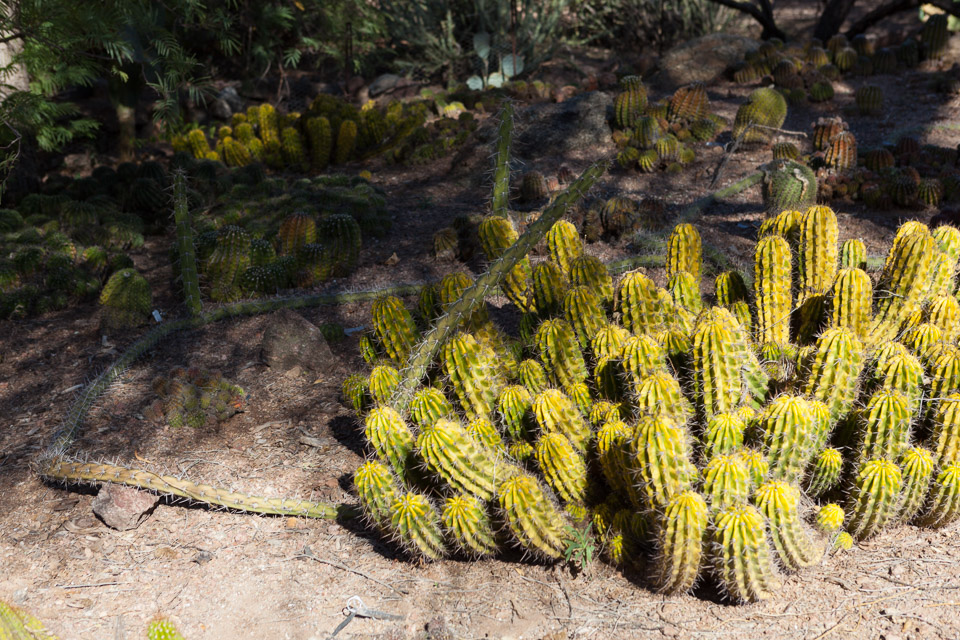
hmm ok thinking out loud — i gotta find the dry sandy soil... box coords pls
[3,7,960,640]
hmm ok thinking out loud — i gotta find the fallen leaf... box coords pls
[384,253,400,266]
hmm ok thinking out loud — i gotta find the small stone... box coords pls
[368,73,401,97]
[261,309,336,375]
[209,98,232,121]
[91,484,160,531]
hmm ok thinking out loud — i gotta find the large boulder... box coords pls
[658,33,761,87]
[260,309,336,376]
[513,91,613,159]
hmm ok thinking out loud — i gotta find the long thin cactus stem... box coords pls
[173,170,202,317]
[491,102,514,218]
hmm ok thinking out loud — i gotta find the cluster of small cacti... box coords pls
[611,77,726,173]
[731,26,951,99]
[0,600,187,640]
[346,199,960,603]
[144,365,245,428]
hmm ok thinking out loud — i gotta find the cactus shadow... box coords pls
[328,414,365,457]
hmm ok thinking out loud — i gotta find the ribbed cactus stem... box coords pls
[754,481,824,570]
[898,446,934,523]
[172,170,202,316]
[497,473,569,558]
[847,458,902,540]
[491,102,513,217]
[656,490,708,594]
[754,235,792,345]
[711,503,782,602]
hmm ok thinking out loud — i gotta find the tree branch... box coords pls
[706,0,786,40]
[814,0,858,42]
[847,0,960,38]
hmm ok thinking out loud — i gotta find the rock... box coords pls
[658,33,761,88]
[260,309,336,375]
[209,98,232,121]
[513,91,613,159]
[368,73,402,97]
[217,86,244,114]
[91,484,160,530]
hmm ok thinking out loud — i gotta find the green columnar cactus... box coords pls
[614,75,648,129]
[702,413,746,458]
[594,356,622,401]
[531,260,568,317]
[737,448,769,488]
[847,458,902,540]
[898,446,934,522]
[760,395,814,483]
[871,227,935,343]
[467,416,505,451]
[546,220,583,276]
[616,270,664,336]
[733,87,788,144]
[563,286,606,346]
[630,414,697,509]
[442,493,497,556]
[758,208,802,245]
[692,313,742,418]
[932,393,960,465]
[715,271,749,306]
[761,161,817,214]
[389,490,446,559]
[595,419,635,501]
[855,85,883,116]
[305,116,332,170]
[668,271,702,314]
[806,447,843,497]
[666,223,702,282]
[871,341,924,413]
[754,235,792,345]
[277,212,317,257]
[857,389,911,463]
[441,333,501,421]
[147,619,186,640]
[908,322,944,361]
[518,359,548,393]
[417,418,500,500]
[667,82,708,123]
[205,225,252,302]
[368,363,400,406]
[804,327,864,422]
[318,213,362,277]
[535,318,588,391]
[927,346,960,413]
[335,119,358,164]
[497,473,568,558]
[439,272,491,330]
[99,267,152,328]
[280,127,308,171]
[371,295,420,364]
[358,333,379,365]
[921,14,949,60]
[172,171,202,316]
[536,432,587,504]
[591,323,630,361]
[342,373,370,413]
[824,131,857,171]
[569,255,614,305]
[702,454,751,509]
[656,490,708,594]
[0,600,59,639]
[497,385,533,441]
[928,295,960,341]
[799,205,839,297]
[816,503,845,535]
[409,386,454,429]
[354,459,400,530]
[533,388,590,450]
[711,503,782,602]
[477,215,534,312]
[620,334,666,387]
[364,406,414,476]
[634,370,693,424]
[918,463,960,527]
[754,481,824,570]
[828,268,871,338]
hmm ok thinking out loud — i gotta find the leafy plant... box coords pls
[564,524,596,572]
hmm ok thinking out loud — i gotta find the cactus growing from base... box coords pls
[497,473,569,558]
[100,268,151,328]
[754,481,824,570]
[711,504,782,602]
[442,493,497,556]
[656,490,708,594]
[846,458,902,540]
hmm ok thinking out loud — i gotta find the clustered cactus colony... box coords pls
[348,199,960,602]
[612,77,726,173]
[0,599,187,640]
[143,365,245,428]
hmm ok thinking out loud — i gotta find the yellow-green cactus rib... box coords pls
[754,235,792,345]
[733,86,787,144]
[478,215,533,312]
[929,347,960,417]
[702,413,746,457]
[0,600,59,640]
[668,271,703,314]
[532,388,590,450]
[147,619,185,640]
[100,267,153,328]
[928,294,960,342]
[798,205,839,297]
[692,313,742,419]
[591,323,630,361]
[898,446,935,523]
[589,400,622,426]
[570,254,614,305]
[666,223,702,282]
[568,380,593,415]
[702,454,751,509]
[466,416,506,451]
[416,418,500,500]
[342,373,370,414]
[918,463,960,528]
[563,286,606,346]
[634,370,693,424]
[364,406,415,477]
[829,268,872,338]
[518,359,548,393]
[371,296,420,364]
[354,459,400,530]
[711,503,782,602]
[760,395,814,483]
[368,363,401,406]
[439,271,491,330]
[871,342,924,414]
[715,271,750,306]
[497,473,568,558]
[497,385,533,441]
[857,389,911,463]
[442,493,497,556]
[616,270,664,335]
[932,393,960,465]
[846,458,902,540]
[904,323,942,361]
[409,387,454,429]
[535,318,588,391]
[441,332,501,421]
[620,333,666,385]
[614,75,648,129]
[535,432,587,504]
[546,220,584,276]
[656,490,708,594]
[592,355,621,402]
[596,419,635,501]
[531,260,569,317]
[758,208,802,245]
[630,414,697,510]
[754,481,824,571]
[389,491,446,560]
[840,238,867,269]
[804,327,863,423]
[806,447,843,498]
[870,227,936,344]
